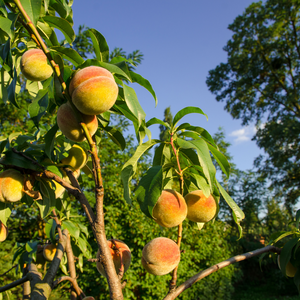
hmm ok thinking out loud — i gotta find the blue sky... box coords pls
[72,0,262,171]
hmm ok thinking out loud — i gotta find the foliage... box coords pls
[206,0,300,209]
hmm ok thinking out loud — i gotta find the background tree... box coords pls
[206,0,300,210]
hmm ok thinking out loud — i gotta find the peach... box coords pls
[69,66,118,115]
[96,239,131,277]
[185,190,217,223]
[57,102,98,142]
[61,145,87,170]
[141,237,180,276]
[277,255,297,277]
[0,169,24,203]
[0,222,8,242]
[82,298,95,300]
[43,243,57,262]
[152,189,187,228]
[20,49,53,81]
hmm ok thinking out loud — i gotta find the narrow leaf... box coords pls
[136,166,163,218]
[20,0,42,26]
[87,28,109,62]
[50,46,84,66]
[173,106,208,127]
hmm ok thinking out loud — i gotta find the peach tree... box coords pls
[0,1,291,300]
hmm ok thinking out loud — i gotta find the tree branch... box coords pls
[163,245,281,300]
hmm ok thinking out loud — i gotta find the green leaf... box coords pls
[121,139,159,204]
[0,149,39,170]
[130,71,157,106]
[280,238,299,277]
[44,123,58,159]
[103,126,126,151]
[272,230,295,244]
[62,220,80,240]
[28,89,49,128]
[20,0,42,26]
[0,202,11,226]
[296,209,300,229]
[42,16,75,44]
[177,138,216,191]
[188,171,210,198]
[173,106,208,128]
[37,20,60,46]
[50,46,84,66]
[216,180,245,239]
[0,14,18,39]
[7,68,19,108]
[146,117,170,129]
[87,28,109,62]
[122,83,146,126]
[45,218,57,242]
[207,143,231,178]
[36,182,56,218]
[136,166,163,218]
[76,236,91,258]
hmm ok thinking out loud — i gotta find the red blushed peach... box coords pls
[0,169,24,203]
[141,237,180,276]
[152,189,187,228]
[96,239,131,277]
[57,102,98,142]
[20,49,53,81]
[0,222,8,242]
[69,66,118,115]
[185,190,217,223]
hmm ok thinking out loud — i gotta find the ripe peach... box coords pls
[277,255,297,277]
[185,190,217,223]
[69,66,118,115]
[152,189,187,228]
[0,222,8,242]
[141,237,180,276]
[57,102,98,142]
[43,244,57,262]
[61,145,87,170]
[20,49,53,81]
[96,239,131,277]
[0,169,24,203]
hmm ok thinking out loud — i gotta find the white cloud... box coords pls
[229,125,257,144]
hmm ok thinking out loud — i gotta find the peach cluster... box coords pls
[141,189,217,276]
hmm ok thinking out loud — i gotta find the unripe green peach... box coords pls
[69,66,118,115]
[141,237,180,276]
[57,102,98,142]
[20,49,53,81]
[277,255,298,277]
[43,243,57,262]
[96,239,131,277]
[0,169,24,203]
[152,189,187,228]
[61,145,87,170]
[185,190,217,223]
[0,222,8,242]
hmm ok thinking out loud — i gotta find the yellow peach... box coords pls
[96,239,131,277]
[43,244,57,262]
[20,49,53,81]
[69,66,118,115]
[141,237,180,276]
[61,145,87,170]
[185,190,217,223]
[57,102,98,142]
[152,189,187,228]
[277,255,297,277]
[0,222,8,242]
[0,169,24,203]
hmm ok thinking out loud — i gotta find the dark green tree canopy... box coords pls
[206,0,300,208]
